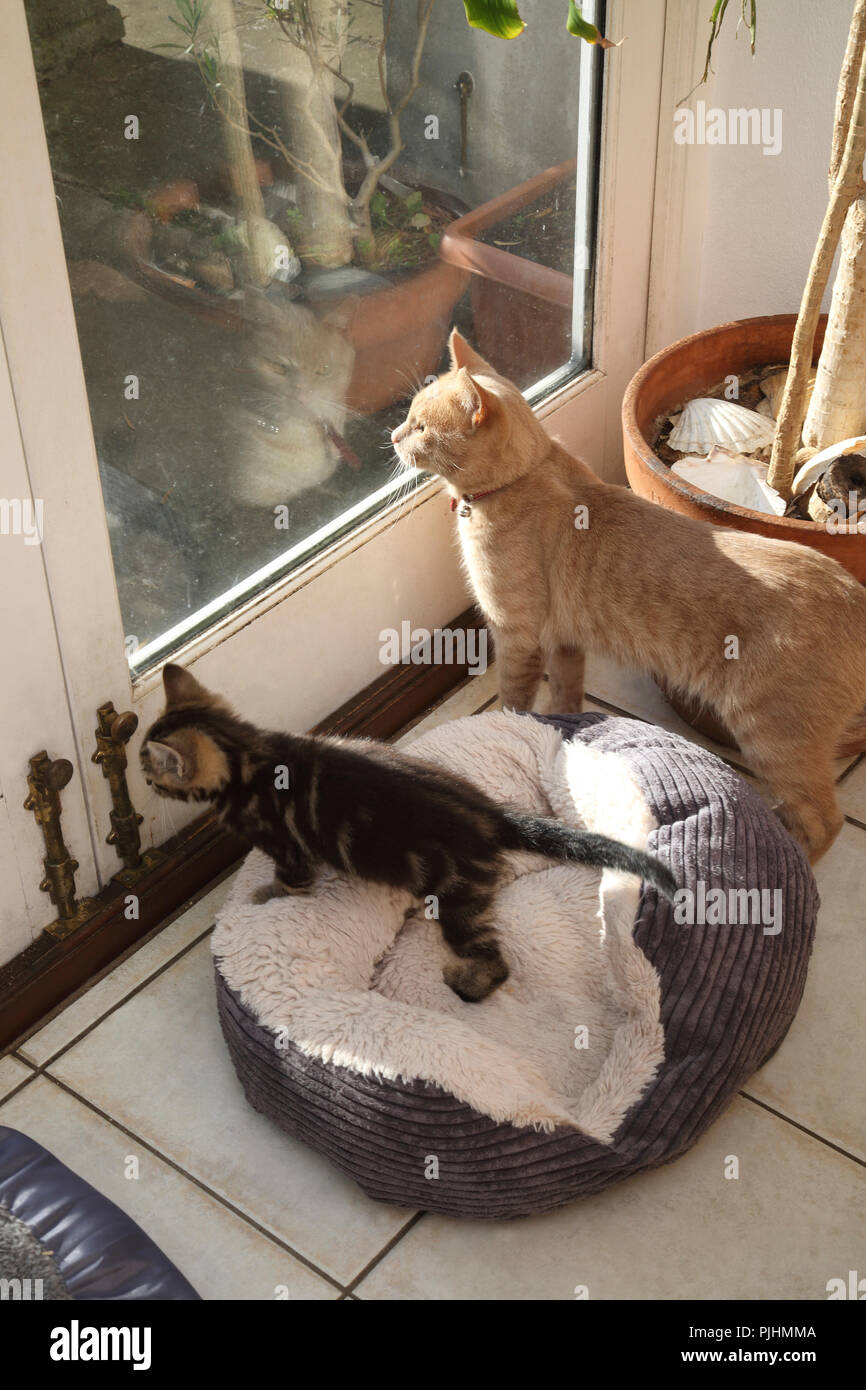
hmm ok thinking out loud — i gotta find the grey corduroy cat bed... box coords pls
[212,711,818,1219]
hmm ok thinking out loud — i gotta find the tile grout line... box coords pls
[34,1072,348,1295]
[739,1090,866,1169]
[836,751,864,786]
[472,695,499,715]
[341,1211,427,1296]
[4,861,242,1057]
[11,922,219,1070]
[0,1069,39,1109]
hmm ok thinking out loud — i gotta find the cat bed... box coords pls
[212,711,817,1219]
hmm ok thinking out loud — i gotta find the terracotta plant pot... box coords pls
[622,313,866,579]
[622,312,866,747]
[119,176,469,416]
[439,159,576,383]
[337,256,469,414]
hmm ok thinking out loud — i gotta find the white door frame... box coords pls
[0,326,101,961]
[0,0,666,954]
[645,0,712,357]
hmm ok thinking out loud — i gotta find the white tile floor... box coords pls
[1,659,863,1300]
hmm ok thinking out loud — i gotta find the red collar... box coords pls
[449,485,509,517]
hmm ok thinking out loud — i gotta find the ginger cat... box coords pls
[391,330,866,863]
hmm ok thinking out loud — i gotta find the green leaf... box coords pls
[566,3,598,41]
[428,232,442,250]
[462,1,526,41]
[566,2,618,46]
[405,190,423,213]
[742,0,757,56]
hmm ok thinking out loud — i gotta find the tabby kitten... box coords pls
[390,329,866,864]
[141,664,676,1002]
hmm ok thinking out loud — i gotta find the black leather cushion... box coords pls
[0,1126,199,1300]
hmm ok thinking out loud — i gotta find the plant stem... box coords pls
[211,0,272,287]
[352,0,436,228]
[830,0,866,184]
[767,4,866,495]
[801,0,866,449]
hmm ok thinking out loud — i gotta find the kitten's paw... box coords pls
[251,881,283,905]
[443,956,509,1003]
[252,878,315,904]
[250,884,280,906]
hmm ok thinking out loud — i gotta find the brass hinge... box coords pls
[25,701,164,940]
[92,700,163,886]
[23,751,93,939]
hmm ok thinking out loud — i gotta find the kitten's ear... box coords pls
[144,739,192,782]
[163,663,213,708]
[448,329,495,377]
[455,367,495,429]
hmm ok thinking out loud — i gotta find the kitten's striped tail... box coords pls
[501,813,677,901]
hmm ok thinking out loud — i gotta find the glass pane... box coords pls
[25,0,601,669]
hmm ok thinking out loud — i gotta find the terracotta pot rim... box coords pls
[622,313,830,536]
[341,257,469,351]
[439,159,576,309]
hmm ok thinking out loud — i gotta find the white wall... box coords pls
[649,0,853,350]
[696,0,850,328]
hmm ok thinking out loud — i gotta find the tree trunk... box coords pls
[767,6,866,495]
[282,71,354,268]
[803,197,866,447]
[211,0,272,288]
[803,1,866,450]
[282,0,354,268]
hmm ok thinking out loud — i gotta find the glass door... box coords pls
[0,0,663,956]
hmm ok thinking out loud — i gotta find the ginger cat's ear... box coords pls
[162,663,216,708]
[455,367,495,429]
[448,329,496,377]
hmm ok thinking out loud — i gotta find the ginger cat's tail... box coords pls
[837,708,866,758]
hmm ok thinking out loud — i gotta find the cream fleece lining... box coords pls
[213,711,664,1138]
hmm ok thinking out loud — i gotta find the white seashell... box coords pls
[238,216,301,284]
[667,398,775,456]
[752,474,787,516]
[760,367,816,419]
[671,447,786,516]
[791,434,866,497]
